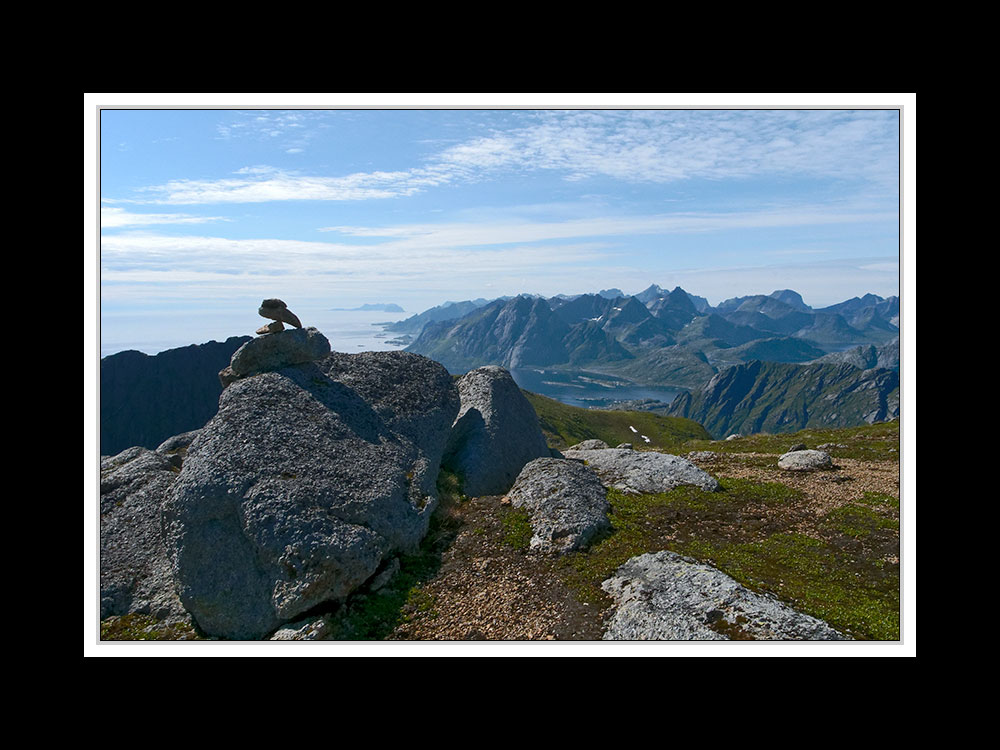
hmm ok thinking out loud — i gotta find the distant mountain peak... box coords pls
[768,290,811,311]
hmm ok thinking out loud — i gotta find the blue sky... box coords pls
[94,96,907,354]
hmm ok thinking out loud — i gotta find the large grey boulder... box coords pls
[100,447,190,624]
[505,458,611,555]
[561,448,720,494]
[228,326,331,379]
[442,366,550,496]
[162,350,460,640]
[602,551,849,641]
[778,449,833,471]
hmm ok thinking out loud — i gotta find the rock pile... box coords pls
[218,300,328,386]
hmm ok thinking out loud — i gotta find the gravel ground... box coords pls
[388,495,606,641]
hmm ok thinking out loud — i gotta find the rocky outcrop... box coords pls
[601,551,848,640]
[561,447,720,494]
[778,449,833,471]
[505,458,611,554]
[100,447,190,624]
[161,349,460,640]
[442,366,551,496]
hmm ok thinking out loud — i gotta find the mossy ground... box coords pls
[100,613,201,641]
[687,419,901,462]
[555,471,900,641]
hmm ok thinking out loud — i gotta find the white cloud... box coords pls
[100,206,228,228]
[136,166,450,204]
[433,110,900,186]
[318,204,896,251]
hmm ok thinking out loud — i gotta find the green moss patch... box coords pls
[100,613,201,641]
[684,420,900,461]
[555,475,899,640]
[499,507,533,551]
[678,533,899,641]
[824,504,899,539]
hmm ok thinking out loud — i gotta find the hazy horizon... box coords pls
[99,281,900,359]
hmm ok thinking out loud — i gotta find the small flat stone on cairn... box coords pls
[258,298,302,328]
[256,320,284,335]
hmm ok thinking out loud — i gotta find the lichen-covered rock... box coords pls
[601,551,849,641]
[442,366,550,496]
[270,615,334,640]
[566,439,609,451]
[100,447,191,625]
[162,351,459,640]
[228,326,331,379]
[778,449,833,471]
[505,458,611,555]
[561,448,720,494]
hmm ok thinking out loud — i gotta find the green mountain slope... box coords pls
[522,389,711,451]
[666,360,900,439]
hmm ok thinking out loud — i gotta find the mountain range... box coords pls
[99,285,902,454]
[403,286,900,386]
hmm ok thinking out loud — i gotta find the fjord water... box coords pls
[508,368,682,409]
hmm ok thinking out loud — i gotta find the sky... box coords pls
[92,95,909,356]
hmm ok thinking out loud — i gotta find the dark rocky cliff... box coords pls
[100,336,251,455]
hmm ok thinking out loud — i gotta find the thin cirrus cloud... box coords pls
[318,203,896,251]
[121,109,899,206]
[100,206,229,228]
[135,166,452,204]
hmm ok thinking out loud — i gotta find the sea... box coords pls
[99,309,683,410]
[508,368,682,409]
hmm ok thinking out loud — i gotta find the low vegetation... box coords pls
[522,389,711,451]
